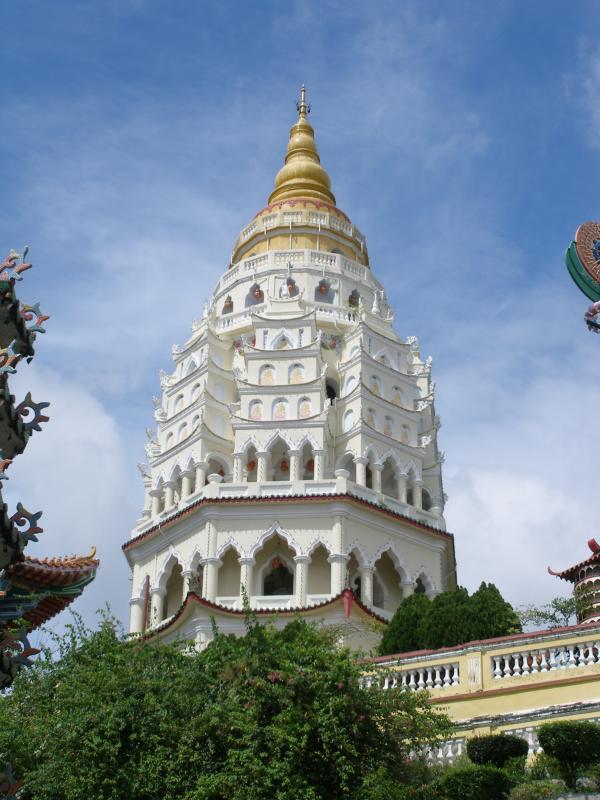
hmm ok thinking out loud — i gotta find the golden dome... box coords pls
[268,86,336,205]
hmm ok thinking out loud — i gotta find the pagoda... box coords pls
[123,88,456,650]
[0,249,98,688]
[549,539,600,624]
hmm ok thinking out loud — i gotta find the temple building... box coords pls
[123,88,456,650]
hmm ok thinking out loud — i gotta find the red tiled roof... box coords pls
[548,538,600,582]
[8,547,99,589]
[146,588,388,639]
[123,493,454,553]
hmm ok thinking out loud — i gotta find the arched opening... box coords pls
[326,379,339,402]
[383,416,394,438]
[347,551,361,598]
[269,437,290,481]
[188,563,204,596]
[191,383,202,402]
[254,534,296,597]
[245,444,258,482]
[366,408,377,430]
[165,563,184,618]
[370,376,381,396]
[365,462,373,489]
[222,295,234,315]
[344,375,357,396]
[422,488,433,512]
[165,432,174,450]
[192,414,201,432]
[373,551,404,613]
[272,397,288,421]
[173,394,184,414]
[249,399,263,420]
[289,362,304,384]
[380,458,398,499]
[342,409,355,433]
[217,547,241,598]
[307,545,330,597]
[336,453,356,482]
[259,364,275,386]
[206,456,227,483]
[401,425,410,445]
[315,278,334,303]
[298,397,312,418]
[245,282,264,307]
[392,386,403,405]
[299,440,315,480]
[348,289,360,308]
[414,576,427,595]
[178,422,188,443]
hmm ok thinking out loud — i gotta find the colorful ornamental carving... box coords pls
[0,248,99,691]
[565,221,600,331]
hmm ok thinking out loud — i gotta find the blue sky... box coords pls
[1,1,599,634]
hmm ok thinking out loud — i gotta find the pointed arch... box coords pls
[263,429,294,452]
[186,545,205,573]
[249,521,300,559]
[270,329,295,350]
[237,435,261,454]
[306,536,333,557]
[185,358,198,376]
[294,432,319,452]
[411,567,436,597]
[368,540,408,580]
[345,540,368,568]
[155,547,184,591]
[216,536,243,560]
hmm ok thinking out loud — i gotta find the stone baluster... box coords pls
[371,462,383,493]
[539,650,548,671]
[203,557,221,602]
[493,656,502,679]
[256,451,268,483]
[313,449,325,480]
[233,453,244,483]
[150,587,166,626]
[408,671,417,690]
[412,479,423,509]
[239,557,255,597]
[426,668,434,688]
[547,649,557,670]
[150,487,162,518]
[294,555,310,607]
[194,460,209,491]
[181,469,194,499]
[434,667,442,688]
[288,449,300,482]
[354,456,368,487]
[396,472,408,503]
[452,664,460,686]
[568,645,577,667]
[359,565,374,606]
[443,666,451,686]
[417,670,425,689]
[163,479,177,511]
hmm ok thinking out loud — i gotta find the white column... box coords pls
[396,472,408,503]
[150,587,166,626]
[402,580,415,598]
[142,479,152,518]
[257,451,268,482]
[313,449,325,480]
[163,480,176,511]
[150,488,162,518]
[360,566,374,606]
[203,558,221,602]
[372,463,383,493]
[294,555,310,606]
[181,470,194,499]
[412,480,423,509]
[354,456,367,486]
[288,449,300,482]
[430,495,443,516]
[233,453,244,483]
[129,596,145,634]
[194,461,209,491]
[328,554,349,595]
[239,557,255,598]
[182,569,193,599]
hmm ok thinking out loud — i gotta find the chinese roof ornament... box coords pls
[0,248,99,691]
[565,221,600,332]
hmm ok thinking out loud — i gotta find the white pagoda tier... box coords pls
[123,88,456,651]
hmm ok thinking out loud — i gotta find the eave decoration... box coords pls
[0,248,99,691]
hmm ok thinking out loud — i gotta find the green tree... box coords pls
[380,585,521,655]
[517,591,593,629]
[537,721,600,789]
[468,583,521,641]
[379,593,431,655]
[0,612,453,800]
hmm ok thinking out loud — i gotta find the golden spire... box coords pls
[268,85,336,205]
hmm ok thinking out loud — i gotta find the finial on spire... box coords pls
[296,84,310,118]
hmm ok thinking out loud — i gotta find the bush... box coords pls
[508,780,566,800]
[467,734,529,768]
[537,720,600,788]
[438,765,513,799]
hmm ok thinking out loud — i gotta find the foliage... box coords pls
[380,583,521,655]
[518,595,578,628]
[507,780,566,800]
[437,765,513,800]
[537,721,600,789]
[379,594,430,655]
[0,611,453,800]
[466,734,529,768]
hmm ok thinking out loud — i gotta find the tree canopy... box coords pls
[0,612,452,800]
[379,583,521,656]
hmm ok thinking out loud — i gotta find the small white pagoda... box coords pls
[123,87,456,651]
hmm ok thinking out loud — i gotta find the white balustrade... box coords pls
[371,663,460,692]
[491,640,600,679]
[233,210,366,252]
